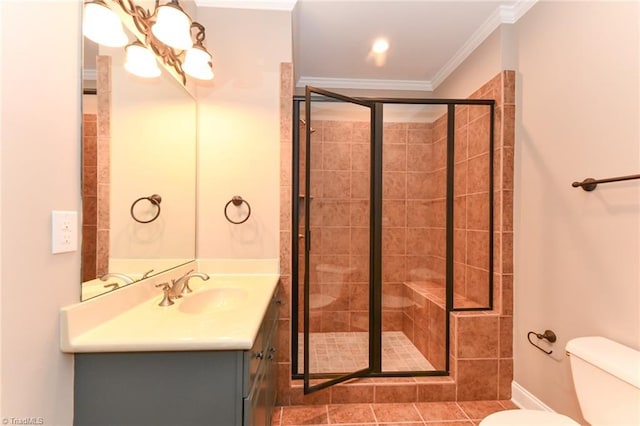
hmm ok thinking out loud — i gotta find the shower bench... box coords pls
[401,281,487,370]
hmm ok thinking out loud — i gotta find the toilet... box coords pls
[481,336,640,426]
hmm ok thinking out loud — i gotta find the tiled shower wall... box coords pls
[81,113,98,282]
[81,55,111,283]
[449,71,515,401]
[300,119,371,335]
[278,65,515,404]
[452,103,494,307]
[380,121,438,333]
[298,119,438,335]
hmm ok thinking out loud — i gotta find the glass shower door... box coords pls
[302,86,376,394]
[380,103,449,373]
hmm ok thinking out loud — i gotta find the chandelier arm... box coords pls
[113,0,153,37]
[133,5,153,37]
[116,0,136,16]
[156,45,187,85]
[191,22,206,45]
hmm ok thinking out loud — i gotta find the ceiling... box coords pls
[197,0,536,92]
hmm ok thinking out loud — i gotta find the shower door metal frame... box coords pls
[291,92,496,393]
[300,86,379,394]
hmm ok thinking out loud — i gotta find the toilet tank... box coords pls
[566,337,640,425]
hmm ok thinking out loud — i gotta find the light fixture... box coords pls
[183,45,214,80]
[83,0,128,47]
[82,0,214,84]
[125,42,161,78]
[369,37,389,67]
[151,2,193,51]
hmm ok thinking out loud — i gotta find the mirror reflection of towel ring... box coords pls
[131,194,162,224]
[224,196,251,224]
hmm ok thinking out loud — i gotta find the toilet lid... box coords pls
[480,409,580,426]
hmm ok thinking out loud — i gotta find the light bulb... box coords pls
[372,38,389,54]
[183,46,214,80]
[83,0,128,47]
[151,3,193,51]
[124,42,161,78]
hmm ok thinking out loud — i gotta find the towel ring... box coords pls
[130,194,162,224]
[224,196,251,224]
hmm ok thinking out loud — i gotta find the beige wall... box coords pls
[0,1,80,423]
[195,8,292,260]
[0,0,3,414]
[109,48,197,261]
[437,1,639,421]
[512,1,639,421]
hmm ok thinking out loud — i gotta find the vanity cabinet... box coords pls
[73,288,280,426]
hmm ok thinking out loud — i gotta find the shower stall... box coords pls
[291,87,495,394]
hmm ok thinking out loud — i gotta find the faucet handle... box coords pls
[155,282,174,307]
[181,280,194,295]
[176,269,195,282]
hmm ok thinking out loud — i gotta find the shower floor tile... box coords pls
[297,331,435,374]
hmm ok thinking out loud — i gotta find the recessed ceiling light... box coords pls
[372,38,389,54]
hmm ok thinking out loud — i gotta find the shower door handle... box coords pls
[300,232,311,251]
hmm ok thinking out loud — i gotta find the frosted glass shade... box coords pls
[151,4,193,51]
[183,46,214,80]
[83,1,128,47]
[124,43,161,78]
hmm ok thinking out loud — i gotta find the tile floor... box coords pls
[298,332,436,374]
[273,400,518,425]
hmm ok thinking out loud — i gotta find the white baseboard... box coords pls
[511,381,556,412]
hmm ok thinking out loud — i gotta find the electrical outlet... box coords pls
[52,210,78,254]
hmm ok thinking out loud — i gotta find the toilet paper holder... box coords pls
[527,329,557,355]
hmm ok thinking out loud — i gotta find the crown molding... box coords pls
[194,0,297,11]
[500,0,538,24]
[296,76,433,92]
[430,0,537,89]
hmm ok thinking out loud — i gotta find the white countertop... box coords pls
[61,268,279,353]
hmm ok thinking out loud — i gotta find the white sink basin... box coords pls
[179,287,249,314]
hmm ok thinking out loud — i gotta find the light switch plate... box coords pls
[52,210,78,254]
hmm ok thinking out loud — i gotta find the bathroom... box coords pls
[1,1,639,425]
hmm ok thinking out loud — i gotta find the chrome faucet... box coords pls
[99,272,135,284]
[168,270,210,298]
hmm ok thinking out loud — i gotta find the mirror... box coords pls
[81,25,197,300]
